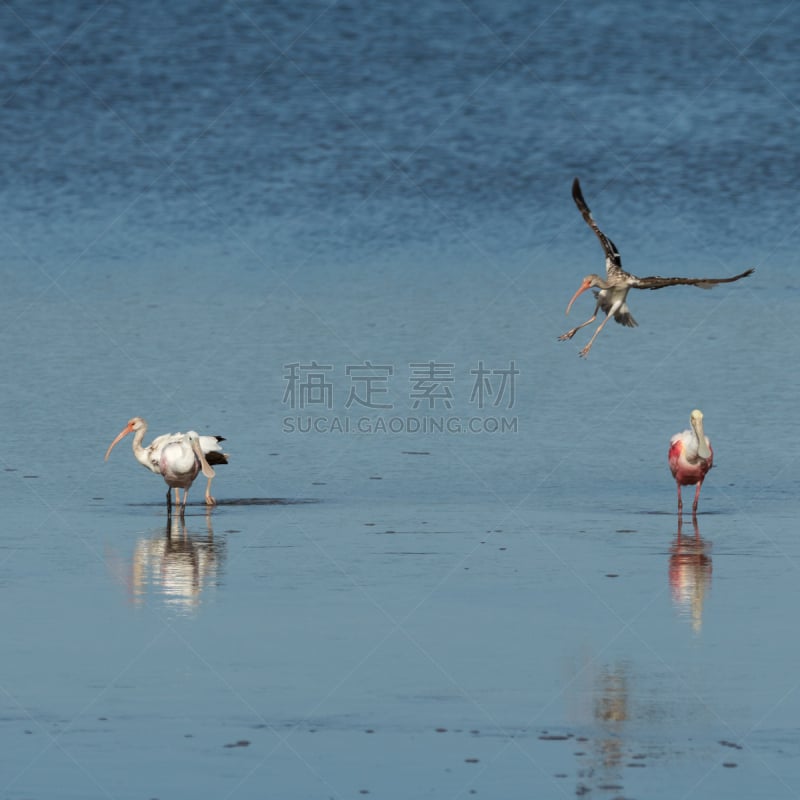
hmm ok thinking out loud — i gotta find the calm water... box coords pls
[1,1,798,797]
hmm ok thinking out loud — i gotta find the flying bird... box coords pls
[560,178,754,357]
[104,417,229,507]
[668,409,713,515]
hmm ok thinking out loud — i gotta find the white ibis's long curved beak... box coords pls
[104,423,134,461]
[566,281,592,316]
[191,436,216,479]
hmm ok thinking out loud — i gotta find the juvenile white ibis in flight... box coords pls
[668,409,713,515]
[559,178,755,357]
[104,417,229,507]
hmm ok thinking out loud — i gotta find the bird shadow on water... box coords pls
[126,497,320,507]
[636,509,724,516]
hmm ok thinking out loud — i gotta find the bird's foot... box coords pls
[205,495,216,506]
[558,329,578,341]
[578,345,591,358]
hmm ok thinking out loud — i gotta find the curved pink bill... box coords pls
[104,424,134,461]
[565,282,591,315]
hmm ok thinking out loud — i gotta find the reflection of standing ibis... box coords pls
[104,417,229,509]
[668,409,713,515]
[560,178,754,357]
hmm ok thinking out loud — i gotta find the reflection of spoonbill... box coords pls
[160,432,216,516]
[669,515,712,634]
[104,417,228,505]
[668,409,713,515]
[560,178,755,357]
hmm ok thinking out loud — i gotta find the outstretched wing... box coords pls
[630,268,755,291]
[572,177,626,281]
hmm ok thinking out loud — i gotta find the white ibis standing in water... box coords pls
[104,417,229,508]
[159,431,217,516]
[668,409,713,515]
[559,178,755,357]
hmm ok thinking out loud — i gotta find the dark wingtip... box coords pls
[572,177,582,197]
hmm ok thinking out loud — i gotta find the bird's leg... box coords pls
[179,489,188,518]
[205,477,216,506]
[677,483,683,515]
[692,479,704,515]
[166,487,172,519]
[578,311,615,358]
[558,304,599,341]
[174,488,181,508]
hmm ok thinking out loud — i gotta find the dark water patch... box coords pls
[435,727,447,733]
[369,476,383,480]
[606,573,619,578]
[465,757,479,763]
[311,481,326,485]
[722,762,738,768]
[223,739,250,748]
[402,451,430,455]
[128,497,319,507]
[23,475,39,478]
[719,740,743,749]
[639,510,724,516]
[212,497,320,507]
[539,734,572,741]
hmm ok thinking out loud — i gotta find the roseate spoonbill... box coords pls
[668,409,713,515]
[104,417,228,505]
[560,178,754,357]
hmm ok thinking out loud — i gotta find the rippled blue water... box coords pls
[1,1,798,797]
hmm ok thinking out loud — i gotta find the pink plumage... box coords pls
[668,410,713,515]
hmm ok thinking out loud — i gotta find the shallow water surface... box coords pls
[1,0,799,798]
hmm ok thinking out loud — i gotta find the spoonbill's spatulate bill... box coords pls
[668,409,713,515]
[104,417,229,508]
[559,178,755,358]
